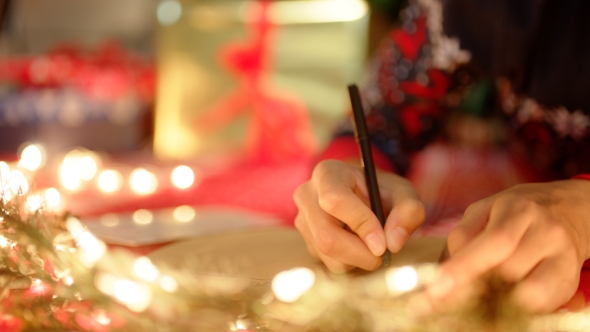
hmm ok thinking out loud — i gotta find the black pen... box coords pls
[347,84,391,267]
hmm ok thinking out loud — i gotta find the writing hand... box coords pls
[293,160,426,273]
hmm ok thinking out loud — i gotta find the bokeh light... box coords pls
[97,170,123,193]
[272,267,315,303]
[159,276,178,293]
[0,235,9,248]
[385,266,418,293]
[157,0,182,26]
[43,188,61,209]
[133,209,153,225]
[173,205,195,223]
[26,195,43,212]
[18,144,45,171]
[100,213,119,227]
[78,155,98,181]
[0,161,9,180]
[8,170,29,196]
[129,168,158,195]
[113,279,152,312]
[171,165,195,189]
[133,257,159,282]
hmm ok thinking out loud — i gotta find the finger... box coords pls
[511,254,579,313]
[427,198,535,300]
[293,212,319,259]
[447,198,493,256]
[313,162,386,256]
[382,181,426,253]
[295,195,364,271]
[317,252,354,274]
[303,189,382,271]
[496,221,569,282]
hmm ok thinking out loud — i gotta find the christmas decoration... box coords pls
[0,186,588,331]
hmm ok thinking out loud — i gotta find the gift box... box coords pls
[153,0,370,162]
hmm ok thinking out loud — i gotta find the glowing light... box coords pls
[18,144,45,171]
[133,209,153,225]
[0,235,9,247]
[114,280,139,303]
[158,0,182,26]
[386,266,418,293]
[66,217,85,238]
[8,170,28,195]
[78,155,98,181]
[129,168,158,195]
[64,276,74,286]
[272,267,315,303]
[133,257,159,282]
[78,231,107,266]
[59,157,82,191]
[26,195,43,212]
[95,273,118,296]
[100,213,119,227]
[232,318,249,331]
[0,161,9,180]
[94,311,111,325]
[159,276,178,293]
[59,150,101,190]
[173,205,195,223]
[113,279,152,312]
[97,170,123,193]
[171,165,195,189]
[43,188,61,208]
[265,0,368,24]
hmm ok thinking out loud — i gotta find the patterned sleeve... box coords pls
[330,2,454,175]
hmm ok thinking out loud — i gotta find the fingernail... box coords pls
[387,227,409,252]
[428,273,454,299]
[365,232,386,256]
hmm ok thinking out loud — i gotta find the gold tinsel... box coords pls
[0,196,587,331]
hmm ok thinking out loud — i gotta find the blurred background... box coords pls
[0,0,405,250]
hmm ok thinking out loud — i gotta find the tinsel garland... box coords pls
[0,196,588,332]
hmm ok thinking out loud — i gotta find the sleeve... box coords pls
[320,3,451,176]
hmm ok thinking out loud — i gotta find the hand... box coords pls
[293,160,426,273]
[426,180,590,313]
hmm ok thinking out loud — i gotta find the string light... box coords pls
[18,144,45,171]
[113,279,152,312]
[0,161,9,180]
[133,209,153,225]
[133,257,159,282]
[78,155,99,181]
[25,195,43,212]
[385,266,418,293]
[8,170,29,196]
[100,213,119,227]
[272,267,316,303]
[170,165,195,189]
[67,217,106,267]
[0,235,9,247]
[59,156,82,191]
[59,150,101,190]
[159,276,178,293]
[129,168,158,195]
[97,170,123,193]
[43,188,61,209]
[173,205,195,223]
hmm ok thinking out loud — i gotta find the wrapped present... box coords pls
[154,0,370,163]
